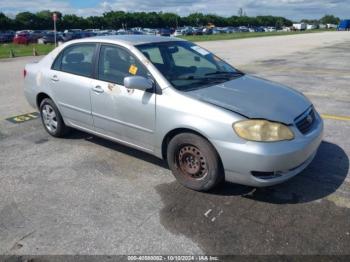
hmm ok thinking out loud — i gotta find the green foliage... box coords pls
[301,19,320,25]
[320,15,340,25]
[15,12,38,29]
[3,11,62,30]
[0,12,12,30]
[0,10,340,31]
[35,10,53,29]
[86,16,105,29]
[61,14,89,29]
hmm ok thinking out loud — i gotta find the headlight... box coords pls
[233,120,294,142]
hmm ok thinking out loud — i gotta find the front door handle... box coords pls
[51,75,59,82]
[92,85,104,94]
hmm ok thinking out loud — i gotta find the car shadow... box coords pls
[65,129,168,168]
[155,141,350,255]
[210,141,349,204]
[66,129,348,204]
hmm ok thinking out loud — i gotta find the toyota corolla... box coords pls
[24,35,323,191]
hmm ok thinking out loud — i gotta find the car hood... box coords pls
[186,75,311,124]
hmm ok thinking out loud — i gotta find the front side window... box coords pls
[137,41,244,91]
[98,45,148,85]
[58,44,96,77]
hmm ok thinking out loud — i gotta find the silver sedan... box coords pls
[24,35,323,191]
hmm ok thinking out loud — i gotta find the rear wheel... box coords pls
[167,133,223,191]
[39,98,68,137]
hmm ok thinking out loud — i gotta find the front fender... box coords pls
[154,87,245,158]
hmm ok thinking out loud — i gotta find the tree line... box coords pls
[0,10,341,31]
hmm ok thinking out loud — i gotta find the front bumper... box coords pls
[212,113,324,187]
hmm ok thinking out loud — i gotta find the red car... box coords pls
[13,33,30,44]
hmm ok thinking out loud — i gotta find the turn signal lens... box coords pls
[233,120,294,142]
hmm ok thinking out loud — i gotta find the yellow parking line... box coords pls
[321,114,350,121]
[4,112,40,124]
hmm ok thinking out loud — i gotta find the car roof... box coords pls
[86,35,186,46]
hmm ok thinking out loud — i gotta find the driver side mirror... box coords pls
[124,76,154,91]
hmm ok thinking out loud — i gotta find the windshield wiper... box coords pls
[170,76,227,89]
[174,74,233,81]
[175,76,212,80]
[170,73,243,90]
[205,71,244,77]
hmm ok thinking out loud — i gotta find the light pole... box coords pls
[53,12,57,47]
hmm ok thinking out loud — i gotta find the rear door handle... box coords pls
[51,75,59,82]
[92,85,104,94]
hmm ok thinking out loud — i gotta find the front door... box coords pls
[90,44,156,151]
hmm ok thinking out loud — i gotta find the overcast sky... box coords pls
[1,0,349,20]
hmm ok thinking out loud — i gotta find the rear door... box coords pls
[49,43,97,129]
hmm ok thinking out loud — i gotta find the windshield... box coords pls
[136,41,244,91]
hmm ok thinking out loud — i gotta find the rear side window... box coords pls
[52,52,62,71]
[55,44,96,77]
[98,45,148,85]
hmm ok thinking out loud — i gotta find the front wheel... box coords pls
[40,98,69,137]
[167,133,224,191]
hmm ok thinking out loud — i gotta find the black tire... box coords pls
[39,98,69,137]
[167,133,223,191]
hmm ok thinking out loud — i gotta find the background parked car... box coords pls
[61,31,95,42]
[0,31,15,43]
[143,28,157,35]
[202,28,212,35]
[130,30,144,35]
[173,29,183,36]
[183,27,194,35]
[30,30,45,42]
[13,32,31,44]
[255,27,265,32]
[224,27,237,33]
[238,26,249,32]
[212,28,221,34]
[193,27,203,35]
[5,22,323,47]
[157,28,171,37]
[40,32,64,44]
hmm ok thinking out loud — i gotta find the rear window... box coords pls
[52,44,96,78]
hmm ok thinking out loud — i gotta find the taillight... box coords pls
[23,69,27,78]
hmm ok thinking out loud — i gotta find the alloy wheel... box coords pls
[41,104,58,133]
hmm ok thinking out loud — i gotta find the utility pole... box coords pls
[53,12,57,47]
[238,8,243,17]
